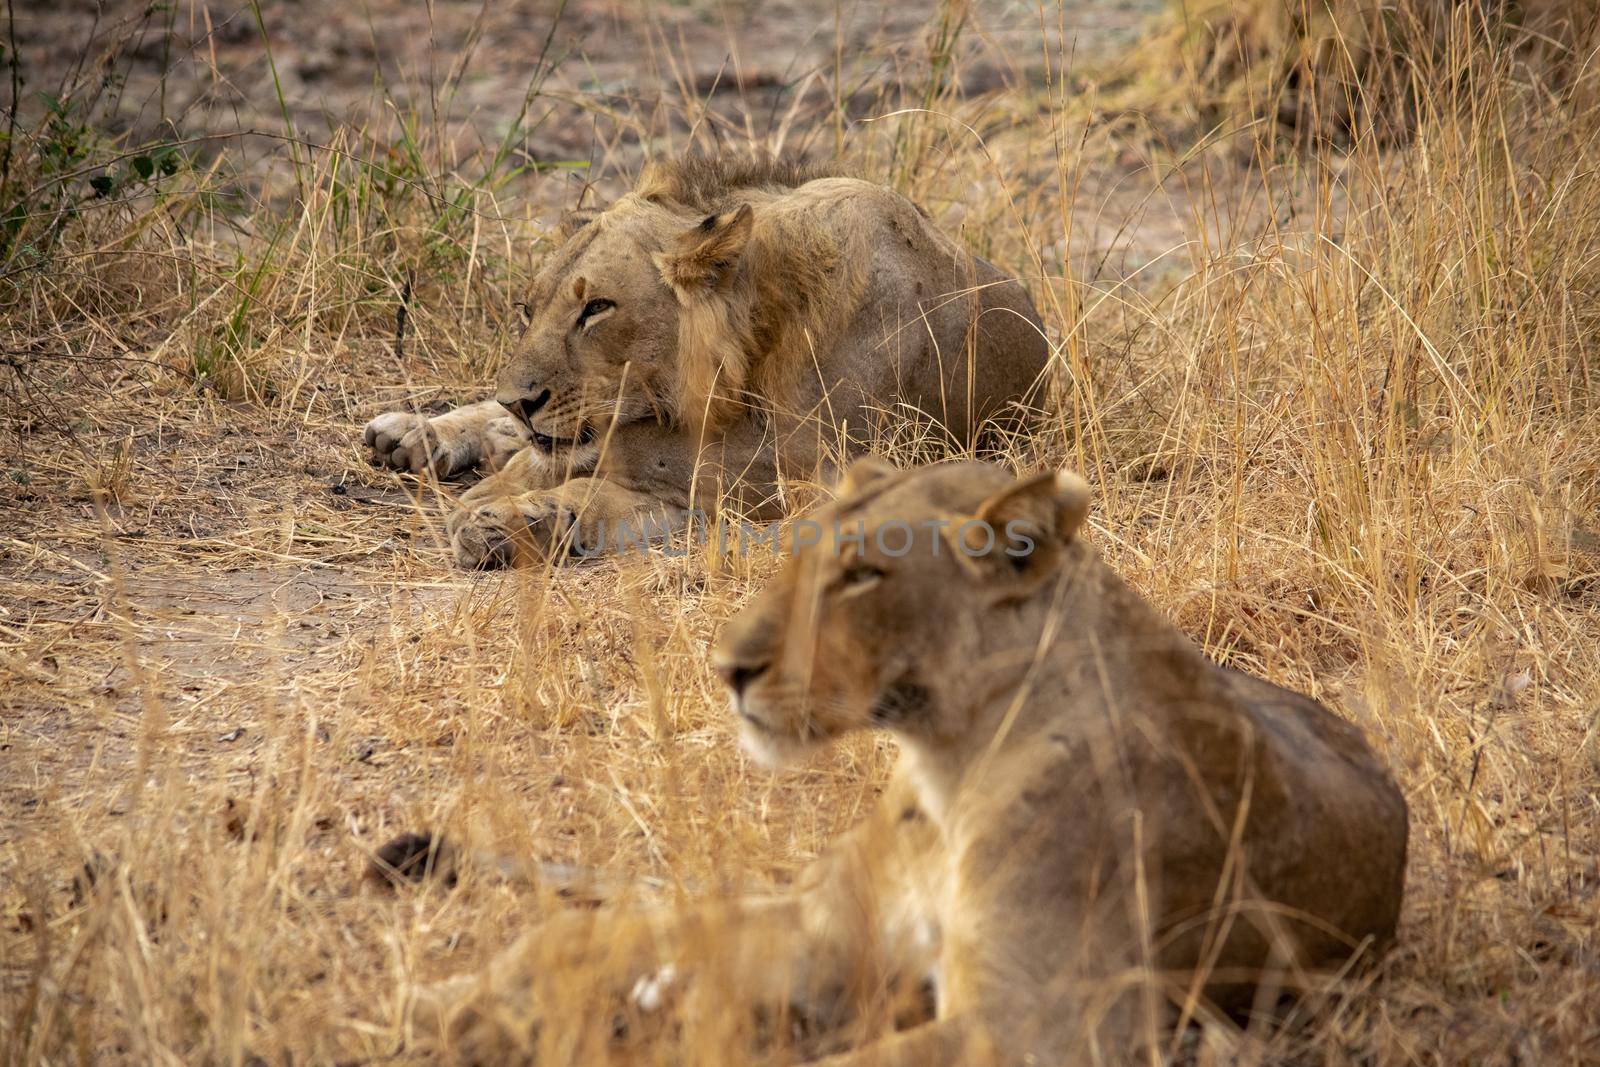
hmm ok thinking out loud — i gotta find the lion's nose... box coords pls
[715,659,769,698]
[499,387,551,428]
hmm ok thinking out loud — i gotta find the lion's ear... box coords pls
[557,208,600,240]
[956,469,1091,588]
[659,204,754,291]
[835,456,897,498]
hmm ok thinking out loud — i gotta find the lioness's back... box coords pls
[1203,667,1408,981]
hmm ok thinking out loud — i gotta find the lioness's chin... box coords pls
[733,702,818,768]
[737,725,803,769]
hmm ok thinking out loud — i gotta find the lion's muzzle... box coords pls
[497,386,551,430]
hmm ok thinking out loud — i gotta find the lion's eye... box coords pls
[513,300,533,324]
[835,562,886,594]
[577,298,614,326]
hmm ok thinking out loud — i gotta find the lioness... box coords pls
[420,460,1408,1064]
[362,158,1049,567]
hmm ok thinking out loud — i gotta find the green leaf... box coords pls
[131,154,154,180]
[89,175,115,198]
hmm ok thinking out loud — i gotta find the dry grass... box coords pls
[1121,0,1600,145]
[2,1,1599,1064]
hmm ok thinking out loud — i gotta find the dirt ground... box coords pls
[13,0,1158,154]
[10,0,1203,271]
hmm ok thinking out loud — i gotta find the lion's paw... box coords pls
[363,411,426,470]
[448,495,592,569]
[362,411,479,477]
[449,503,522,569]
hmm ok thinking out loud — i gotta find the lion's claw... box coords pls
[364,411,427,470]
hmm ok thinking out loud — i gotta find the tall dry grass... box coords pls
[1124,0,1600,144]
[2,1,1598,1064]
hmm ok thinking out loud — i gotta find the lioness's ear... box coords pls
[659,204,754,291]
[955,469,1091,588]
[975,469,1090,545]
[835,455,897,498]
[557,208,600,240]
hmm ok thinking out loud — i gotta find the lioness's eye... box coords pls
[836,562,886,592]
[577,298,614,326]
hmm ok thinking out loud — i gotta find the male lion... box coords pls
[418,460,1408,1064]
[362,158,1049,567]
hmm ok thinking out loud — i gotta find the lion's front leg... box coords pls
[449,476,689,569]
[364,399,512,477]
[442,446,562,551]
[481,416,533,472]
[453,445,562,510]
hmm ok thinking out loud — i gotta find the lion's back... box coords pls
[761,177,1050,443]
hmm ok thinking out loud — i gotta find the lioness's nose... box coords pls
[715,659,768,697]
[498,387,550,428]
